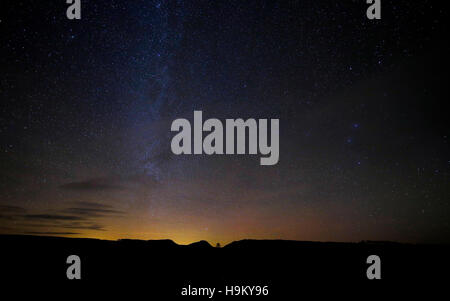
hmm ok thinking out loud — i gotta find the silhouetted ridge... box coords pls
[224,239,349,249]
[118,238,178,248]
[187,240,212,248]
[0,234,449,288]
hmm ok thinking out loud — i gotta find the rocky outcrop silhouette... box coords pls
[0,234,448,297]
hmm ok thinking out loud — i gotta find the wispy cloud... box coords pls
[23,231,80,235]
[1,202,126,235]
[23,214,86,221]
[62,207,125,217]
[59,174,160,192]
[59,223,106,231]
[71,201,114,209]
[59,178,124,191]
[0,205,27,213]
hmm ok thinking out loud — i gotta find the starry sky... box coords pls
[1,0,449,245]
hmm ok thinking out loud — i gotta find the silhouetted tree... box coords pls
[216,243,221,248]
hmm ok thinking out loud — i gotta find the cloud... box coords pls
[23,214,85,221]
[59,174,160,192]
[62,207,125,218]
[22,231,80,235]
[16,221,107,232]
[59,224,106,231]
[71,201,114,209]
[0,205,27,213]
[0,215,18,220]
[0,205,27,220]
[59,178,124,191]
[2,203,126,235]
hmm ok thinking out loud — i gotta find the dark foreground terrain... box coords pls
[0,235,448,297]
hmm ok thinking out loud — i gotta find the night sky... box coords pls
[1,0,449,245]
